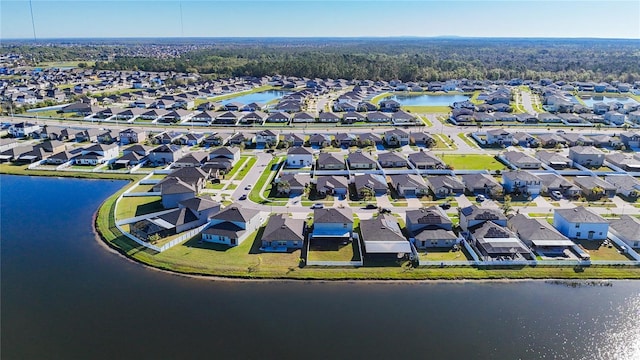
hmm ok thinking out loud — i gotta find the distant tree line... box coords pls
[4,38,640,82]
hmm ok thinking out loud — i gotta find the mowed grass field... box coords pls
[436,154,506,171]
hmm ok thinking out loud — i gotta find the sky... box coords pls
[1,0,639,39]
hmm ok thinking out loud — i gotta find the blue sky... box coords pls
[1,0,639,39]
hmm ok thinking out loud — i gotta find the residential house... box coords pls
[308,133,331,148]
[347,151,377,170]
[265,112,291,123]
[260,214,305,251]
[173,151,209,168]
[537,173,581,198]
[360,215,412,259]
[366,111,391,123]
[180,133,205,147]
[178,197,221,223]
[426,175,465,198]
[291,112,316,123]
[119,128,147,145]
[377,151,407,168]
[604,175,640,198]
[604,111,626,125]
[459,205,508,232]
[149,144,185,165]
[568,146,605,168]
[9,122,40,138]
[213,111,240,125]
[341,111,366,124]
[609,216,640,249]
[274,173,310,195]
[502,151,541,169]
[508,214,576,257]
[536,133,567,148]
[384,129,410,147]
[316,152,346,170]
[208,146,240,166]
[405,207,457,249]
[315,176,349,197]
[410,132,436,148]
[470,221,532,261]
[354,174,388,197]
[620,131,640,148]
[281,133,305,147]
[227,132,252,147]
[202,205,263,246]
[572,176,616,199]
[458,174,500,198]
[154,131,183,145]
[502,170,542,197]
[358,133,383,147]
[560,133,594,147]
[389,174,429,197]
[46,150,75,165]
[553,207,609,240]
[318,112,340,123]
[334,133,358,148]
[239,111,267,125]
[486,129,513,146]
[255,130,279,147]
[535,150,572,169]
[407,150,445,169]
[130,207,200,241]
[285,146,314,168]
[605,153,640,171]
[311,208,354,239]
[75,143,119,165]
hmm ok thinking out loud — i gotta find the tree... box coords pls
[501,195,513,215]
[360,187,374,201]
[276,179,291,195]
[590,186,605,199]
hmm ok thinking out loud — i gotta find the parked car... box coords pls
[379,208,392,214]
[476,194,486,202]
[245,184,252,190]
[311,203,324,209]
[439,202,451,210]
[550,191,563,200]
[239,194,247,200]
[364,204,377,209]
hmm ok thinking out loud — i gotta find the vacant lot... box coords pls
[116,196,163,220]
[437,154,506,170]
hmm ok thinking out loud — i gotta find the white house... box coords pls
[9,122,40,138]
[486,129,513,145]
[502,171,542,197]
[286,146,314,168]
[553,207,609,240]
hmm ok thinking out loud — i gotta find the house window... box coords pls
[421,241,426,247]
[575,223,580,228]
[343,223,348,228]
[577,232,581,237]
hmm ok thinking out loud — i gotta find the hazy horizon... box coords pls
[1,0,639,40]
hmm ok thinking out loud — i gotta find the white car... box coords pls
[245,184,252,190]
[311,203,324,209]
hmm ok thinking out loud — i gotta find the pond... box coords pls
[384,93,470,106]
[222,90,290,105]
[579,96,639,107]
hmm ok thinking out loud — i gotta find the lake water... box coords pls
[1,175,639,360]
[223,90,290,105]
[580,96,639,107]
[386,94,470,106]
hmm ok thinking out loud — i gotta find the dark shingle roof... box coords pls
[261,214,305,242]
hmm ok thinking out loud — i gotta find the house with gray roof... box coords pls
[620,131,640,148]
[260,214,305,252]
[202,204,263,246]
[460,173,501,196]
[389,174,429,197]
[501,151,541,169]
[275,173,310,195]
[536,133,567,148]
[285,146,314,168]
[459,205,507,232]
[508,214,575,257]
[609,215,640,249]
[407,150,445,169]
[308,133,331,148]
[347,151,378,170]
[572,176,616,199]
[311,208,353,239]
[470,221,533,261]
[535,150,572,169]
[410,132,436,148]
[426,175,465,199]
[178,196,220,221]
[173,151,209,168]
[291,112,316,123]
[315,176,349,197]
[486,129,513,145]
[359,214,411,258]
[377,151,407,168]
[502,170,542,197]
[384,128,410,146]
[553,206,608,240]
[604,175,640,198]
[605,153,640,172]
[131,207,200,242]
[406,207,457,249]
[317,152,346,170]
[537,173,581,198]
[354,174,388,197]
[265,111,291,123]
[568,146,605,168]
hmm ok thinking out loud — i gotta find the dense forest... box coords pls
[4,38,640,82]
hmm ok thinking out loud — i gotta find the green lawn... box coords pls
[0,163,139,181]
[308,239,361,262]
[437,154,506,171]
[403,105,451,114]
[224,156,249,179]
[249,157,283,203]
[233,156,257,181]
[457,133,480,149]
[115,196,163,220]
[432,134,457,150]
[575,240,634,261]
[369,92,391,105]
[37,60,95,68]
[419,115,433,127]
[419,248,472,261]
